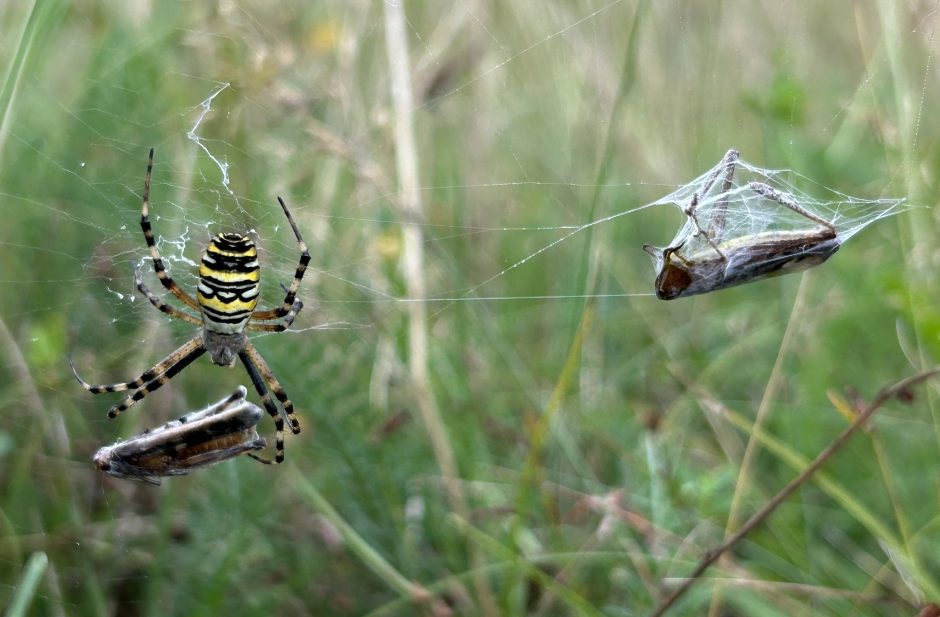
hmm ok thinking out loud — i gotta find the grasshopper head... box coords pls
[644,244,692,300]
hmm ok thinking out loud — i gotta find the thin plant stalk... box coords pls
[450,513,608,617]
[292,470,448,615]
[0,0,65,167]
[707,271,811,617]
[382,3,497,614]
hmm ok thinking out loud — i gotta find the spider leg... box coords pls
[239,347,291,464]
[70,336,205,395]
[135,265,203,326]
[70,337,208,418]
[241,341,301,435]
[746,182,837,233]
[106,343,207,418]
[250,197,310,321]
[246,298,303,332]
[140,148,202,312]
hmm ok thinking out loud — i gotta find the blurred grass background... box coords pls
[1,1,939,615]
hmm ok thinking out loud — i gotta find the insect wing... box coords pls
[718,232,840,290]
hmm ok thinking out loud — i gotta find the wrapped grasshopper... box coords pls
[644,149,900,300]
[94,386,266,485]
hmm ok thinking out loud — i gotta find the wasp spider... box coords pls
[70,148,309,463]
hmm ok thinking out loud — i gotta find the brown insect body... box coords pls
[646,228,840,300]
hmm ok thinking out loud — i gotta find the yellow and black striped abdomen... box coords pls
[197,233,260,334]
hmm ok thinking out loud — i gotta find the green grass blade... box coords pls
[6,552,48,617]
[0,0,67,164]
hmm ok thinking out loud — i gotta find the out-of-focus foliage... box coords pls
[0,2,937,615]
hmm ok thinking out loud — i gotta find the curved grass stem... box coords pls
[650,365,940,617]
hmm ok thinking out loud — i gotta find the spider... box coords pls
[70,148,309,463]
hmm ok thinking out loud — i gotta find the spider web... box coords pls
[7,5,916,460]
[1,1,922,449]
[105,94,909,322]
[23,6,916,353]
[644,151,908,267]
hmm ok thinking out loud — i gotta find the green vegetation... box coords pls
[0,1,938,615]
